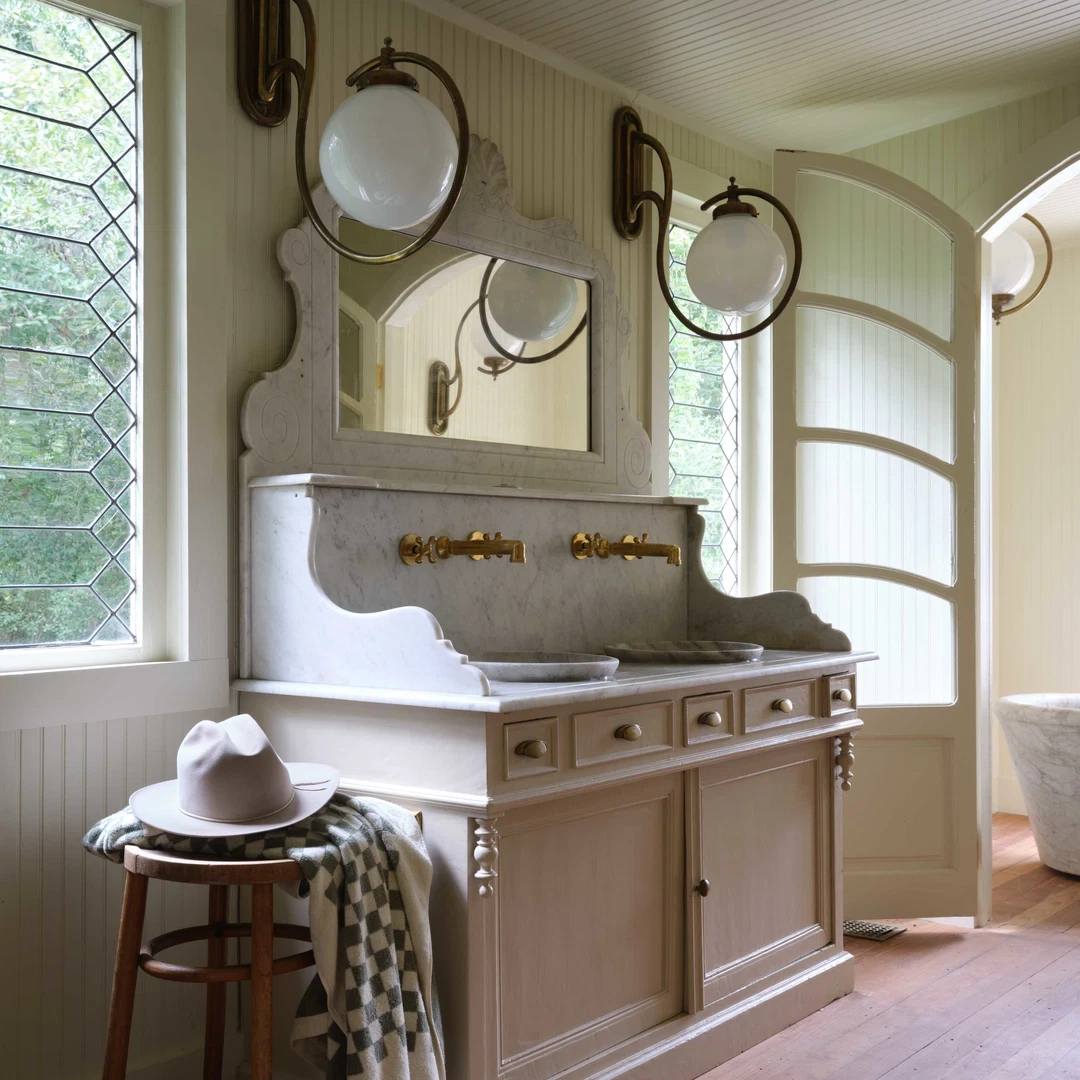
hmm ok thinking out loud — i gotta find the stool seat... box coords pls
[124,844,303,885]
[102,844,315,1080]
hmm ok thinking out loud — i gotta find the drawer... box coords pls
[504,717,559,780]
[827,672,856,717]
[683,690,735,746]
[573,700,674,767]
[744,679,816,732]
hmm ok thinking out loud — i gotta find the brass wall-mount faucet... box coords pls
[400,531,527,566]
[571,532,681,566]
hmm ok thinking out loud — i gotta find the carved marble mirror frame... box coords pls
[240,135,652,494]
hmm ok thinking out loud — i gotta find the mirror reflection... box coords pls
[337,217,590,451]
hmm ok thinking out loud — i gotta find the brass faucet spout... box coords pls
[400,531,526,565]
[570,531,681,566]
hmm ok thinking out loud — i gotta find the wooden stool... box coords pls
[102,845,315,1080]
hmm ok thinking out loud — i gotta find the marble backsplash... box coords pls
[301,482,694,656]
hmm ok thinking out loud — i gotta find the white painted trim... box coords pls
[0,656,229,731]
[402,0,769,165]
[958,115,1080,237]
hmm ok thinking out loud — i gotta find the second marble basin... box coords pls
[469,652,619,682]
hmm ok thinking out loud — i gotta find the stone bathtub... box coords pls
[996,694,1080,875]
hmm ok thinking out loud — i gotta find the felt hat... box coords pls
[129,714,339,837]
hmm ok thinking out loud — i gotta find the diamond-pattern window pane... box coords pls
[0,0,139,649]
[668,223,740,596]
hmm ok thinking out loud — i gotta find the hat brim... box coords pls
[129,762,340,838]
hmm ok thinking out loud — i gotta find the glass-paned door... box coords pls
[772,151,985,919]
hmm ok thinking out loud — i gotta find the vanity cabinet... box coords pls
[245,653,868,1080]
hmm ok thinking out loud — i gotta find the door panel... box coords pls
[689,742,833,1010]
[773,151,982,918]
[496,773,683,1080]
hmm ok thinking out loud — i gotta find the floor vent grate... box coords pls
[843,920,906,942]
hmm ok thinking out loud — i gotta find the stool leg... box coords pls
[203,884,229,1080]
[249,883,274,1080]
[102,870,149,1080]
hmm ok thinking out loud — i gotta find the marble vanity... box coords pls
[236,135,873,1079]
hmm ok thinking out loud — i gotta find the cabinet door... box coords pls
[688,741,835,1011]
[496,773,684,1080]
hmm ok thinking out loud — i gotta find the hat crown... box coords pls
[177,714,294,824]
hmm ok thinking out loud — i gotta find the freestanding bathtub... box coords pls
[996,694,1080,875]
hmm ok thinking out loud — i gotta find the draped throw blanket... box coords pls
[84,793,445,1080]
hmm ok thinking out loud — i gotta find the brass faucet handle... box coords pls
[572,532,596,560]
[399,533,430,566]
[621,534,641,560]
[469,530,491,560]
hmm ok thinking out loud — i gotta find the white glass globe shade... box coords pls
[486,263,579,342]
[469,309,523,358]
[684,213,787,316]
[318,84,458,230]
[991,230,1036,297]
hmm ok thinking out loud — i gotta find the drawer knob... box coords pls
[695,878,711,897]
[773,698,795,713]
[615,723,643,742]
[833,688,853,704]
[699,710,723,728]
[515,739,548,759]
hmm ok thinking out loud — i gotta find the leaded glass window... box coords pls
[0,0,139,648]
[668,222,740,594]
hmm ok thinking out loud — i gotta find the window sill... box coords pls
[0,657,231,732]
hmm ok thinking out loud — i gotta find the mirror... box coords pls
[337,217,590,451]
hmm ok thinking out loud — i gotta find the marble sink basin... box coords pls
[469,652,619,682]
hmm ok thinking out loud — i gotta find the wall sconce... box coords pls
[236,0,469,263]
[613,106,801,341]
[428,259,588,435]
[991,214,1053,325]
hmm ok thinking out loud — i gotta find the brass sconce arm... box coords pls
[572,532,681,566]
[613,105,802,343]
[993,213,1053,325]
[400,532,526,565]
[237,1,470,264]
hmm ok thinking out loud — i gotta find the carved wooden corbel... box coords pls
[835,733,855,791]
[473,817,500,897]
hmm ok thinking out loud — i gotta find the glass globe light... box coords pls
[319,84,458,230]
[991,230,1036,298]
[486,263,579,342]
[469,309,523,358]
[685,213,787,316]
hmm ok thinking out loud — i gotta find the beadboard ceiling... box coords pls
[438,0,1080,156]
[1015,175,1080,251]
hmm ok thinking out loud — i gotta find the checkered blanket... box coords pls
[84,793,444,1080]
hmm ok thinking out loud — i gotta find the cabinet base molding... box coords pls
[552,949,854,1080]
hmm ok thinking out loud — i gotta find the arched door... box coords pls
[772,151,987,919]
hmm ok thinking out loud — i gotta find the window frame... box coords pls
[0,0,163,671]
[0,0,229,726]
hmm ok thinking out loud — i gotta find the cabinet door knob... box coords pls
[515,739,548,759]
[773,698,795,713]
[833,688,853,704]
[615,723,643,742]
[699,710,723,728]
[695,878,711,897]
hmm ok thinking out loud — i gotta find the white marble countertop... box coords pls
[234,649,878,714]
[249,471,706,507]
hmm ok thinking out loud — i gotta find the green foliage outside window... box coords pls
[0,0,139,647]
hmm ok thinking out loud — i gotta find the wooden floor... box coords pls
[703,814,1080,1080]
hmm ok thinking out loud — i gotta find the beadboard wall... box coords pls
[1,707,236,1079]
[992,247,1080,815]
[851,80,1080,213]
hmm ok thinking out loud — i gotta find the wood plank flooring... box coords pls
[702,814,1080,1079]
